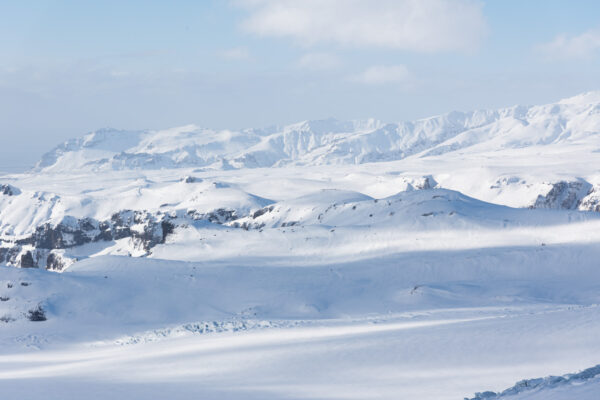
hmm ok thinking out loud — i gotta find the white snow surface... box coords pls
[2,92,600,399]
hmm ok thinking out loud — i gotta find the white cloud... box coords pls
[351,65,410,85]
[539,29,600,59]
[297,52,341,71]
[219,47,250,60]
[237,0,486,53]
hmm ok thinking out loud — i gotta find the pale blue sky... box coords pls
[1,0,600,170]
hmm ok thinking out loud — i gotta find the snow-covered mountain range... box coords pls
[36,91,600,172]
[3,92,600,399]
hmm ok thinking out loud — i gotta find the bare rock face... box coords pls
[186,208,238,224]
[532,180,592,210]
[0,202,252,269]
[20,251,35,268]
[252,205,275,219]
[120,211,176,251]
[0,247,20,266]
[579,186,600,212]
[1,210,178,269]
[19,217,99,249]
[23,212,175,251]
[46,252,74,272]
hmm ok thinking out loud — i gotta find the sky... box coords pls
[1,0,600,171]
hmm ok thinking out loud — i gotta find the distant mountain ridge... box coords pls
[35,92,600,172]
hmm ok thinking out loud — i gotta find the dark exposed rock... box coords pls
[10,210,176,260]
[208,208,237,223]
[46,253,68,271]
[181,176,201,183]
[161,220,175,242]
[532,180,592,210]
[17,216,99,249]
[0,184,21,196]
[79,218,96,231]
[96,221,114,241]
[20,251,36,268]
[252,206,275,219]
[579,186,600,212]
[1,203,248,268]
[110,211,133,239]
[27,305,46,321]
[187,208,238,224]
[230,221,265,230]
[1,247,48,269]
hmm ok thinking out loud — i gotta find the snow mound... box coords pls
[230,187,595,230]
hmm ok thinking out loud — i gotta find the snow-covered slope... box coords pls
[3,225,600,399]
[467,364,600,400]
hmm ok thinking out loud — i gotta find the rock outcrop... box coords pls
[579,186,600,212]
[532,180,592,210]
[0,184,21,196]
[0,210,177,270]
[0,204,250,270]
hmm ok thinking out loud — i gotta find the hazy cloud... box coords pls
[539,29,600,59]
[351,65,410,85]
[237,0,486,53]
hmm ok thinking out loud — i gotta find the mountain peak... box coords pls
[558,90,600,105]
